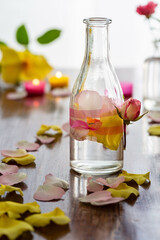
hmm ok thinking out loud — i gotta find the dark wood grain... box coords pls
[0,68,160,240]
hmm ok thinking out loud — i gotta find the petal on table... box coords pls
[91,197,125,206]
[0,149,28,158]
[0,201,40,218]
[148,125,160,136]
[36,125,62,136]
[51,89,71,97]
[62,122,70,134]
[0,185,23,196]
[7,91,28,100]
[36,135,55,144]
[87,177,103,192]
[2,154,36,165]
[34,184,65,201]
[118,170,150,185]
[96,176,125,188]
[25,207,70,227]
[148,112,160,123]
[0,215,33,240]
[16,141,40,151]
[107,183,139,199]
[79,191,112,203]
[44,174,69,189]
[0,172,27,186]
[0,163,18,175]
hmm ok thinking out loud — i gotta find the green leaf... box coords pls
[37,29,61,44]
[16,25,29,46]
[0,41,7,46]
[132,111,148,122]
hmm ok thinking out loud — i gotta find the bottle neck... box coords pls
[85,25,109,62]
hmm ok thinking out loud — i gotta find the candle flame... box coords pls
[32,79,40,86]
[56,71,62,78]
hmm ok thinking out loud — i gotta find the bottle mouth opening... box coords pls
[83,17,112,26]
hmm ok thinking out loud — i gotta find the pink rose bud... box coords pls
[120,98,141,121]
[136,1,158,18]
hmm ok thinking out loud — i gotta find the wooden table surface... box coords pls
[0,68,160,240]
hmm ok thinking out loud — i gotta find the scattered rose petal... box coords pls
[79,191,112,203]
[91,197,124,206]
[51,89,71,97]
[34,184,65,201]
[0,215,33,240]
[87,177,103,192]
[44,174,69,189]
[37,125,62,136]
[0,185,23,197]
[36,135,55,144]
[2,154,36,165]
[7,91,28,100]
[0,149,28,158]
[0,163,18,175]
[96,176,125,188]
[107,183,139,199]
[148,125,160,136]
[118,170,150,185]
[0,201,40,219]
[0,172,27,186]
[25,207,70,227]
[62,122,70,134]
[148,112,160,123]
[16,141,40,151]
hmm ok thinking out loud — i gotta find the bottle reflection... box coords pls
[71,170,88,199]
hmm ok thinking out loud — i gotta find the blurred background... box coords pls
[0,0,156,70]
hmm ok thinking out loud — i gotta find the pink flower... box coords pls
[136,1,158,18]
[120,98,141,121]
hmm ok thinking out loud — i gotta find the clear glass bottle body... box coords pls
[70,18,124,175]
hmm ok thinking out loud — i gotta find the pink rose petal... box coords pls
[36,136,55,144]
[51,89,71,97]
[70,127,89,141]
[96,176,125,188]
[91,197,124,206]
[44,174,69,189]
[0,172,27,185]
[16,141,40,151]
[34,184,65,201]
[0,163,19,175]
[7,91,28,100]
[87,177,104,192]
[71,120,89,129]
[62,122,70,134]
[79,191,112,203]
[0,149,28,158]
[77,90,103,110]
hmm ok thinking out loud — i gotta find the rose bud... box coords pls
[120,98,141,121]
[136,1,158,18]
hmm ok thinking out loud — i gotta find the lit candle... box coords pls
[49,71,69,88]
[24,79,46,96]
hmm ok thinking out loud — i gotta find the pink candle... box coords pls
[120,82,133,99]
[24,79,45,96]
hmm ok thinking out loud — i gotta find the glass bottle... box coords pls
[70,17,124,175]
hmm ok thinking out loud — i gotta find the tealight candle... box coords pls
[120,82,133,99]
[49,71,69,88]
[24,79,46,96]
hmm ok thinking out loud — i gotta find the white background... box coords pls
[0,0,158,69]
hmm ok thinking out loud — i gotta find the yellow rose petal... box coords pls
[0,202,40,219]
[37,124,62,136]
[0,185,23,197]
[2,154,36,165]
[107,183,139,199]
[119,170,150,185]
[25,207,70,227]
[148,125,160,136]
[0,215,33,240]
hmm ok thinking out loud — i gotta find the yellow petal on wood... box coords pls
[0,214,33,240]
[107,183,139,199]
[37,124,62,136]
[0,201,40,219]
[2,154,36,165]
[0,185,23,197]
[25,207,70,227]
[148,125,160,136]
[119,170,150,185]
